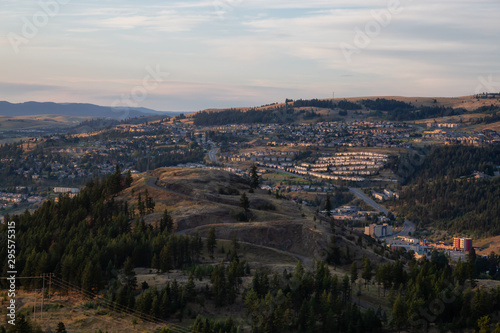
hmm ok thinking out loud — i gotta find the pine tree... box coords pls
[468,247,477,287]
[56,322,67,333]
[160,209,173,233]
[186,274,196,301]
[240,192,250,211]
[392,294,407,332]
[325,193,332,216]
[110,164,122,195]
[145,189,155,214]
[81,260,102,292]
[123,257,137,289]
[350,262,358,286]
[362,256,373,288]
[137,193,145,216]
[207,227,217,258]
[125,170,133,187]
[211,263,227,307]
[159,245,172,272]
[151,253,160,272]
[231,233,240,254]
[342,274,350,303]
[250,164,260,189]
[477,316,492,333]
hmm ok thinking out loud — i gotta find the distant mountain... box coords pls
[0,101,184,120]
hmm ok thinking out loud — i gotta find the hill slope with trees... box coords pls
[390,145,500,237]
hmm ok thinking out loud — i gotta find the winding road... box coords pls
[208,148,219,163]
[258,168,417,239]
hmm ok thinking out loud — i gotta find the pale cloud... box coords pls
[1,0,499,110]
[88,9,212,32]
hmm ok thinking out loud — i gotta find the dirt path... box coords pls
[146,174,317,269]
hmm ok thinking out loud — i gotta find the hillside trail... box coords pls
[145,176,315,269]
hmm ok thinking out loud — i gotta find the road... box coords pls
[258,169,390,216]
[208,148,219,163]
[262,169,392,216]
[243,168,417,240]
[347,187,416,239]
[384,220,416,240]
[348,187,390,215]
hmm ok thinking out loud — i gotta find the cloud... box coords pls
[85,7,214,32]
[0,82,60,94]
[1,0,499,110]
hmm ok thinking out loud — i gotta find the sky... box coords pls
[1,0,499,111]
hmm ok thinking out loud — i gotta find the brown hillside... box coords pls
[186,95,500,118]
[117,167,391,268]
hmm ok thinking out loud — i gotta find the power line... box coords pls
[49,275,190,333]
[2,274,191,332]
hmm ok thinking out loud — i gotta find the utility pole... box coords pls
[33,289,37,321]
[41,275,45,320]
[48,273,54,300]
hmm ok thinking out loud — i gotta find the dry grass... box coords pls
[184,95,500,120]
[475,235,500,255]
[0,291,169,333]
[0,115,89,130]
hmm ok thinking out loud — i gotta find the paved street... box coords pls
[384,220,416,240]
[259,169,418,238]
[348,187,390,215]
[208,148,219,163]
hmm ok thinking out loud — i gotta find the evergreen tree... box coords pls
[123,257,137,289]
[125,170,133,187]
[137,193,145,216]
[250,164,260,189]
[240,192,250,212]
[81,260,101,292]
[211,263,227,307]
[477,315,491,333]
[350,262,358,286]
[159,245,172,273]
[207,227,217,259]
[185,274,196,302]
[362,256,373,287]
[324,193,332,216]
[342,274,350,303]
[109,164,123,195]
[160,209,174,233]
[152,253,160,272]
[469,247,477,287]
[392,294,407,331]
[145,189,155,214]
[56,322,67,333]
[231,233,240,254]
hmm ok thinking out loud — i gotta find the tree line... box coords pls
[392,145,500,236]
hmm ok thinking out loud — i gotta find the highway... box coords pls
[348,187,390,215]
[257,168,418,238]
[260,170,390,216]
[384,220,416,240]
[348,187,416,239]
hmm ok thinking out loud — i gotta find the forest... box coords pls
[361,98,414,112]
[192,107,290,126]
[292,99,335,109]
[3,164,500,332]
[0,169,379,332]
[361,98,469,121]
[393,145,500,236]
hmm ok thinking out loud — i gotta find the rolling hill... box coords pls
[0,101,183,120]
